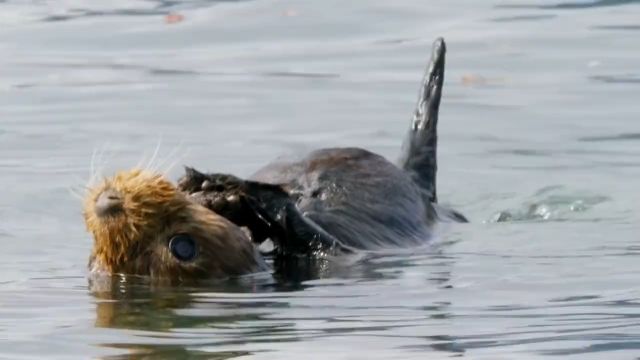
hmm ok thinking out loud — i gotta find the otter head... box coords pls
[83,169,261,283]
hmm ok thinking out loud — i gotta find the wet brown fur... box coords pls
[83,169,262,282]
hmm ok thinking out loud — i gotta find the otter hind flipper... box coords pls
[399,37,446,204]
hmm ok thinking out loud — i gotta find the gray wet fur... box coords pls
[249,147,439,249]
[180,38,466,256]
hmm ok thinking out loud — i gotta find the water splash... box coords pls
[489,186,609,223]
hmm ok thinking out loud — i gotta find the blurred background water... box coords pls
[1,0,640,359]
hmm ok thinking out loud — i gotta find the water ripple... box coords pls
[589,74,640,84]
[497,0,640,10]
[489,186,609,223]
[38,0,252,23]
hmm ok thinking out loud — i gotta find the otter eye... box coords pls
[169,234,197,261]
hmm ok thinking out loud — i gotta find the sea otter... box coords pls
[83,38,465,283]
[177,38,466,260]
[83,169,267,283]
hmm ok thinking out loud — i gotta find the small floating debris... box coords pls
[461,74,488,86]
[460,74,508,87]
[165,12,185,24]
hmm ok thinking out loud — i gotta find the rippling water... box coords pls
[2,0,640,358]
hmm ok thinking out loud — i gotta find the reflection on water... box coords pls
[92,278,262,358]
[88,252,457,358]
[2,0,640,358]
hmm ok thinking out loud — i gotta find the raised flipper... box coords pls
[399,38,446,204]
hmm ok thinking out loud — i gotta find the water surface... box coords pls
[1,0,640,358]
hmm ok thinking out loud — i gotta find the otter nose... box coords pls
[95,189,123,218]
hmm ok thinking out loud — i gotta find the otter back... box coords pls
[250,147,435,249]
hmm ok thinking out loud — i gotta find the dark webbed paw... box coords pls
[178,168,246,218]
[178,167,279,244]
[178,167,244,193]
[178,166,338,257]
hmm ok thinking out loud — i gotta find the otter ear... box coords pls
[179,166,208,191]
[183,166,205,180]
